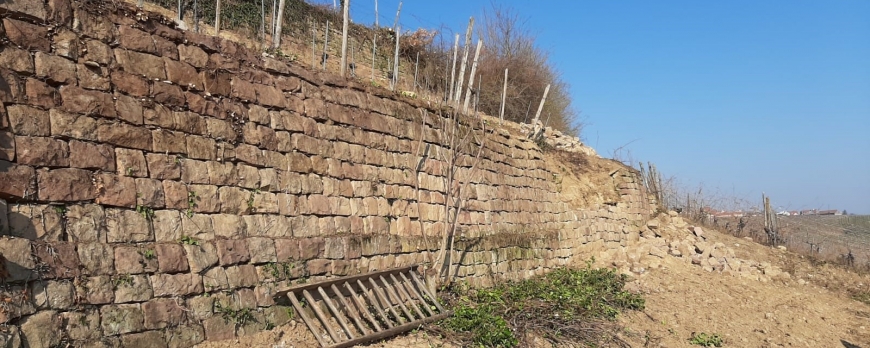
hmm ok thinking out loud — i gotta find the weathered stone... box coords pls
[114,274,153,303]
[0,131,13,162]
[150,273,203,297]
[114,49,166,80]
[3,19,49,51]
[203,315,235,341]
[0,237,34,282]
[100,304,145,336]
[202,266,228,291]
[113,245,157,274]
[186,135,216,160]
[64,204,105,243]
[7,105,49,136]
[50,109,98,140]
[37,168,95,202]
[178,44,209,68]
[121,331,167,348]
[97,121,152,150]
[174,111,207,134]
[32,242,79,279]
[217,239,250,266]
[0,0,46,19]
[47,0,73,25]
[156,243,189,273]
[95,174,137,208]
[118,25,156,53]
[246,237,276,264]
[184,241,218,273]
[152,82,185,106]
[0,47,33,76]
[200,70,232,97]
[59,86,117,117]
[106,208,153,243]
[77,63,111,90]
[76,276,114,304]
[115,148,148,178]
[62,310,101,341]
[152,129,187,154]
[77,242,115,276]
[189,184,220,213]
[31,280,75,310]
[15,136,68,167]
[84,39,113,65]
[78,10,118,41]
[164,57,200,88]
[166,324,206,348]
[34,52,75,84]
[152,210,182,243]
[162,180,189,210]
[111,70,150,97]
[20,311,60,348]
[115,94,144,125]
[143,298,185,329]
[7,204,61,241]
[224,264,258,288]
[24,78,58,108]
[146,153,181,180]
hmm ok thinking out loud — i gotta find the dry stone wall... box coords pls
[0,1,656,346]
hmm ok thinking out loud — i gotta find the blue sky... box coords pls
[323,0,870,214]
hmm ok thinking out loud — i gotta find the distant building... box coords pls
[800,209,817,216]
[818,210,839,216]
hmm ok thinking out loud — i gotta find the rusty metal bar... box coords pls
[287,291,329,348]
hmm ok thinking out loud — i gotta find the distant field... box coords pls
[709,215,870,266]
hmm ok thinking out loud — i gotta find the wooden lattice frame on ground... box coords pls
[274,265,450,348]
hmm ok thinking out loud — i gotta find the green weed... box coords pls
[689,332,723,347]
[179,235,200,246]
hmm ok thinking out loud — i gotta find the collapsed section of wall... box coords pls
[0,1,655,346]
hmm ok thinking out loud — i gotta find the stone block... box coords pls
[186,135,216,160]
[184,241,218,273]
[32,242,79,279]
[136,178,165,208]
[69,140,113,171]
[20,311,61,348]
[203,266,228,291]
[0,47,33,75]
[114,49,165,80]
[115,148,148,178]
[203,316,235,341]
[62,310,101,341]
[152,82,185,106]
[95,174,136,208]
[146,154,181,180]
[114,274,153,303]
[111,70,150,97]
[15,136,68,167]
[65,204,106,242]
[84,39,113,65]
[166,324,205,348]
[7,204,62,241]
[106,208,153,243]
[164,57,199,88]
[224,264,258,288]
[246,237,276,265]
[113,245,157,274]
[150,273,203,297]
[34,52,75,84]
[118,25,156,53]
[37,168,95,202]
[76,276,114,304]
[4,19,48,51]
[100,304,144,336]
[0,237,34,282]
[156,243,188,273]
[212,214,246,239]
[59,86,116,117]
[121,331,167,348]
[7,105,49,137]
[189,184,220,213]
[115,94,144,125]
[162,180,189,210]
[24,78,59,108]
[178,44,208,68]
[97,121,151,150]
[174,111,207,134]
[217,239,250,266]
[77,63,110,90]
[152,210,182,242]
[152,129,186,154]
[218,186,249,215]
[143,298,185,329]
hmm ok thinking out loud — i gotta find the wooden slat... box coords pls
[356,279,394,329]
[275,266,415,298]
[287,292,330,348]
[318,286,355,340]
[303,289,341,344]
[331,311,452,348]
[390,273,425,319]
[409,270,445,312]
[331,284,370,335]
[399,272,434,316]
[343,282,382,332]
[378,275,415,321]
[368,278,405,324]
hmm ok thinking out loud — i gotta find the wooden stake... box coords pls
[374,0,378,27]
[499,68,508,123]
[448,34,458,100]
[390,25,400,90]
[214,0,221,35]
[272,0,285,49]
[322,20,330,70]
[260,0,265,45]
[413,51,419,92]
[311,20,317,67]
[193,0,198,32]
[532,84,550,125]
[340,0,350,77]
[462,39,482,113]
[177,0,182,21]
[453,17,474,103]
[392,1,403,32]
[371,33,377,81]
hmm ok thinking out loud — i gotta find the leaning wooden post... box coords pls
[214,0,221,35]
[413,52,419,92]
[448,34,459,100]
[390,25,400,91]
[529,84,550,139]
[462,39,483,113]
[499,68,508,123]
[322,20,330,70]
[392,1,402,32]
[177,0,183,20]
[453,17,474,103]
[339,0,350,77]
[260,0,265,44]
[272,0,285,49]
